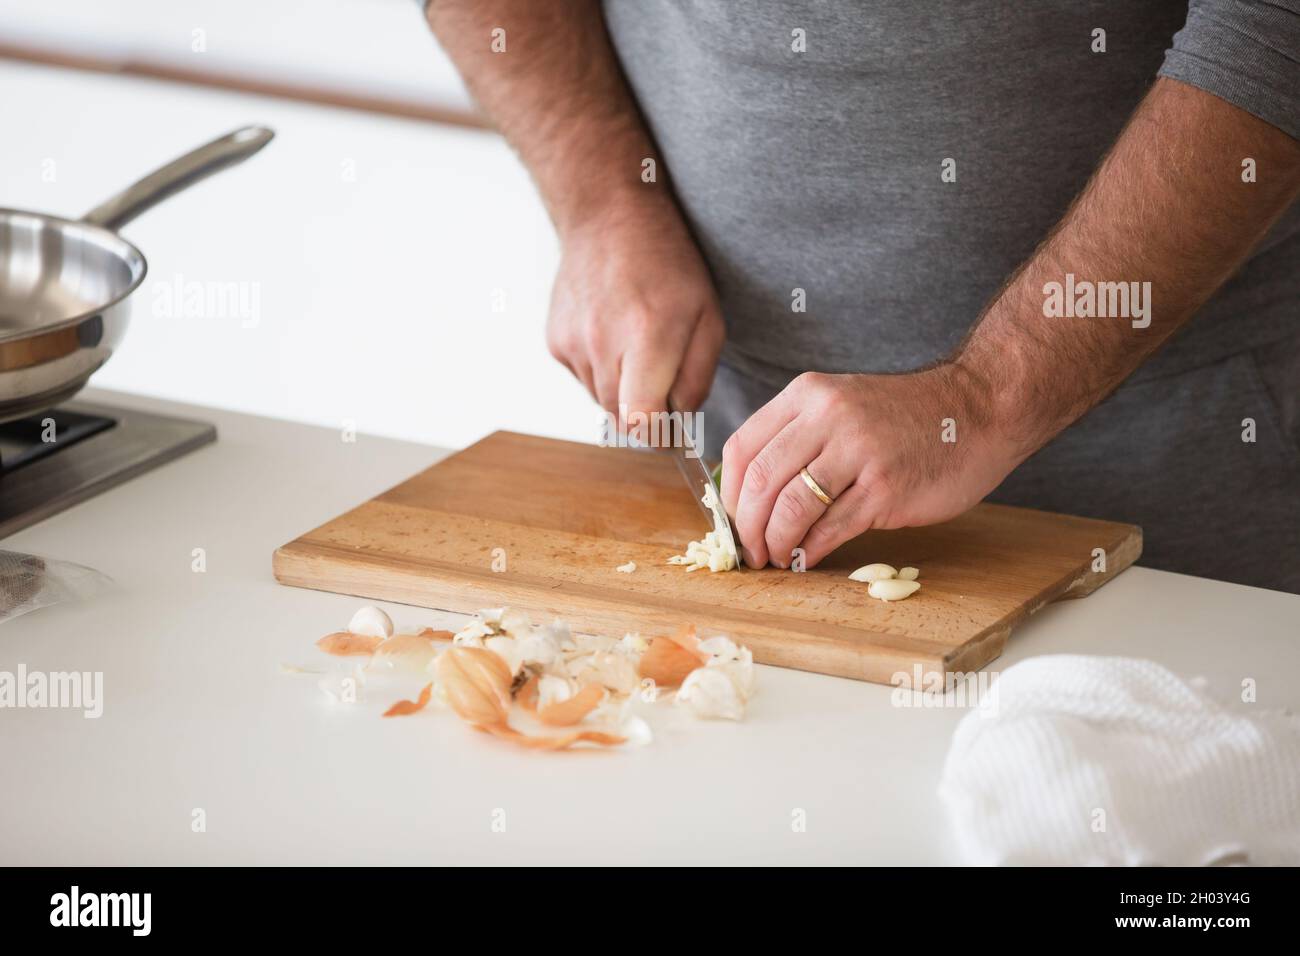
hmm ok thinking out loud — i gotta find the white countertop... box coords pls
[3,388,1298,865]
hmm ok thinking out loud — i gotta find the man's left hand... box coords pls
[719,366,1020,569]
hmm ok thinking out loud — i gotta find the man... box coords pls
[422,1,1300,592]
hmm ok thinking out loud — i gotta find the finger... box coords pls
[734,418,824,568]
[592,351,621,416]
[799,482,880,568]
[669,310,724,412]
[618,329,683,422]
[720,387,799,520]
[568,352,597,404]
[548,326,596,402]
[763,454,855,570]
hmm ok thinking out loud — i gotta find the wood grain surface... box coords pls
[274,431,1142,684]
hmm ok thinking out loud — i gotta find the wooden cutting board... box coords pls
[273,431,1141,685]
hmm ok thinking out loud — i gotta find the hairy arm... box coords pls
[425,0,662,234]
[725,78,1300,569]
[958,76,1300,463]
[424,1,724,416]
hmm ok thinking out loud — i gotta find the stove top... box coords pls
[0,401,215,538]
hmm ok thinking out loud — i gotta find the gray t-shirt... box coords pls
[601,0,1300,591]
[603,0,1300,385]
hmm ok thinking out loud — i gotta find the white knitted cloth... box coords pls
[937,655,1300,865]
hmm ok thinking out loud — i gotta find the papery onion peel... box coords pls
[317,631,385,657]
[383,682,433,717]
[478,723,626,750]
[636,624,708,688]
[516,674,539,712]
[435,647,513,726]
[536,683,605,726]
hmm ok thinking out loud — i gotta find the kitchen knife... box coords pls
[666,400,742,567]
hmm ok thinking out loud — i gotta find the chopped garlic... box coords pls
[616,561,637,573]
[669,526,737,573]
[668,485,739,573]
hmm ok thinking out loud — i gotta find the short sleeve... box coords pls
[1158,0,1300,140]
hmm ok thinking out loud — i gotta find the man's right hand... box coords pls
[546,204,725,422]
[422,0,724,420]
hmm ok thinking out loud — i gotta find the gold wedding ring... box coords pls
[799,467,834,506]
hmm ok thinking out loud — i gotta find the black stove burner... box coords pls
[0,409,117,474]
[0,400,215,539]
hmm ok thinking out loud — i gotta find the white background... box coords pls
[0,0,602,448]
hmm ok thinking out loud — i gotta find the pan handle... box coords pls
[82,126,275,232]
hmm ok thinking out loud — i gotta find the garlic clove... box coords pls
[897,567,920,582]
[849,563,898,583]
[867,578,921,602]
[348,605,394,639]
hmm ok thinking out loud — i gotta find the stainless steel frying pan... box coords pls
[0,126,274,422]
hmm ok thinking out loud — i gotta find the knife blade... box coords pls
[666,400,741,568]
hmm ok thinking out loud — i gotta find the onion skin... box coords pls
[436,647,513,726]
[637,625,709,689]
[383,683,433,717]
[317,632,384,657]
[536,684,605,726]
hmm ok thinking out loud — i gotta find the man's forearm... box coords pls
[425,0,675,236]
[955,77,1300,458]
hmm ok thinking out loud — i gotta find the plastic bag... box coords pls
[0,550,112,624]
